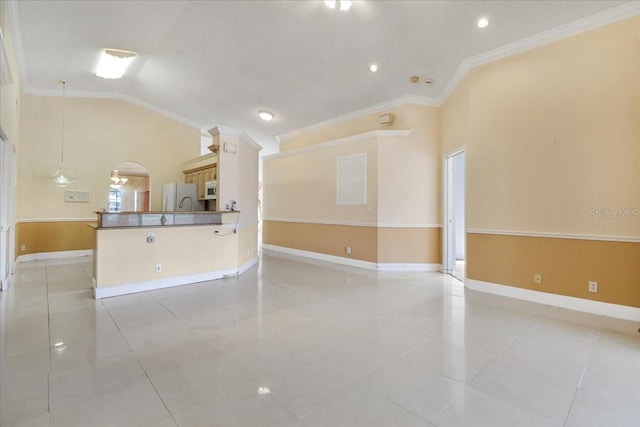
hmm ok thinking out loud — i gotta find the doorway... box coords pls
[443,150,465,281]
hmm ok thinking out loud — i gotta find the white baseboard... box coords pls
[16,250,93,263]
[262,244,441,272]
[262,244,377,270]
[94,267,238,299]
[377,263,442,272]
[466,279,640,322]
[239,257,259,275]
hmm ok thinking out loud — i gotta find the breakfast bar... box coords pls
[92,211,247,299]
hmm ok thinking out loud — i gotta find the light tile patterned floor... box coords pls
[1,253,639,426]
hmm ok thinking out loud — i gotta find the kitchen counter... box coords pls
[91,210,255,299]
[95,210,239,229]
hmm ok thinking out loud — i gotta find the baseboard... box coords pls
[16,249,93,263]
[466,279,640,322]
[94,267,239,299]
[262,244,377,270]
[377,263,442,272]
[262,244,441,272]
[239,257,259,274]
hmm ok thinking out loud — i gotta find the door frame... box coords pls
[442,148,466,278]
[0,134,17,291]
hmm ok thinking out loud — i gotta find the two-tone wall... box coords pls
[16,94,201,258]
[442,17,640,311]
[210,127,262,271]
[263,104,441,270]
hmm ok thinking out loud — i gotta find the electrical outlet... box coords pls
[155,263,162,273]
[533,273,542,284]
[346,246,352,255]
[20,244,26,252]
[589,281,598,293]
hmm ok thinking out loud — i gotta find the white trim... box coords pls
[209,126,263,152]
[264,130,413,161]
[263,244,377,270]
[263,217,441,228]
[377,263,441,272]
[16,249,92,263]
[262,244,441,272]
[183,152,217,166]
[276,95,435,142]
[5,0,27,90]
[466,279,640,322]
[94,267,238,299]
[23,86,204,131]
[438,2,640,105]
[238,257,259,275]
[467,229,640,244]
[17,217,96,223]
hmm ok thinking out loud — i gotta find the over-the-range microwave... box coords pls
[204,180,217,200]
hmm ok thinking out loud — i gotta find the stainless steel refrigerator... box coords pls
[162,183,204,212]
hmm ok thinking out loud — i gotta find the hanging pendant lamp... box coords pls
[50,79,78,187]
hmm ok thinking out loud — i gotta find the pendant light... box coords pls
[109,169,128,189]
[50,79,78,187]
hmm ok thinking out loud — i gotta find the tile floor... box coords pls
[1,252,639,427]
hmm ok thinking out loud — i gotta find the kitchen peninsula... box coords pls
[92,126,262,299]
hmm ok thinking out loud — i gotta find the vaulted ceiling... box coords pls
[10,0,633,153]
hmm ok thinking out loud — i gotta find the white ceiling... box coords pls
[11,0,633,154]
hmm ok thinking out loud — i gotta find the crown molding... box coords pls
[264,129,412,161]
[438,1,640,105]
[276,94,437,143]
[5,0,27,89]
[23,85,204,130]
[208,126,263,152]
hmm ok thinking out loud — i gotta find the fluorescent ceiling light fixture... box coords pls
[325,0,351,11]
[477,17,489,28]
[258,110,275,121]
[369,64,378,73]
[96,49,136,79]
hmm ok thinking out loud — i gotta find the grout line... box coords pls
[101,297,180,426]
[134,356,180,426]
[45,262,52,416]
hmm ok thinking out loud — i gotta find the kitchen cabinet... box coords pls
[183,163,217,201]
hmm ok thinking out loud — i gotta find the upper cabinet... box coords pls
[183,163,217,200]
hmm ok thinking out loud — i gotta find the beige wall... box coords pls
[465,17,639,236]
[95,225,237,288]
[263,221,378,262]
[468,233,640,308]
[18,94,201,221]
[264,136,379,225]
[0,0,21,146]
[442,17,640,307]
[378,106,440,226]
[441,75,470,156]
[264,104,441,265]
[16,221,94,256]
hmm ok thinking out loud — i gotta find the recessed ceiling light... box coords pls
[96,49,136,79]
[258,110,275,121]
[257,386,271,395]
[369,64,378,73]
[477,17,489,29]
